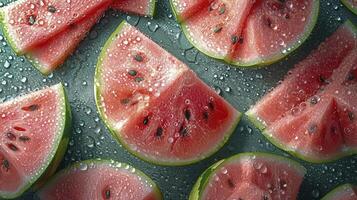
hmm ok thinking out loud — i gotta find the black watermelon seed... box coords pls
[279,179,287,189]
[135,77,144,83]
[330,126,337,134]
[265,17,273,28]
[319,75,328,84]
[143,116,149,125]
[239,198,243,200]
[309,96,318,105]
[347,71,355,81]
[47,5,57,13]
[231,35,238,44]
[6,132,16,141]
[7,143,18,151]
[105,189,110,199]
[179,125,188,137]
[227,179,235,188]
[155,127,163,137]
[28,104,39,111]
[308,124,317,134]
[2,159,9,171]
[120,98,130,105]
[128,69,137,76]
[28,15,36,25]
[184,109,191,120]
[19,136,30,142]
[219,4,226,15]
[348,111,355,121]
[203,111,209,120]
[213,25,223,33]
[208,102,215,110]
[263,195,269,200]
[134,54,143,62]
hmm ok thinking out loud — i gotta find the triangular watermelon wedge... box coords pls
[322,184,357,200]
[0,83,71,199]
[25,5,108,75]
[247,21,357,163]
[0,0,112,54]
[95,21,241,166]
[112,0,157,17]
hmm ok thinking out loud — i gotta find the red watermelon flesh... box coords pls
[181,0,254,60]
[322,184,357,200]
[170,0,212,22]
[247,21,357,129]
[0,0,111,54]
[0,84,70,199]
[95,21,240,165]
[26,6,107,75]
[112,0,156,17]
[248,21,357,162]
[193,153,306,200]
[37,160,162,200]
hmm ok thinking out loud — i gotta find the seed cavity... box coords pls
[2,159,9,171]
[28,15,36,25]
[184,109,191,120]
[213,24,223,33]
[348,111,354,121]
[7,143,18,151]
[22,104,39,111]
[128,69,137,76]
[155,127,163,137]
[227,179,235,188]
[135,77,144,83]
[14,126,26,131]
[47,5,57,13]
[6,132,16,141]
[19,136,30,142]
[134,54,143,62]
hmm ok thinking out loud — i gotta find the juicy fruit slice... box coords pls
[342,0,357,15]
[189,152,306,200]
[95,21,241,165]
[0,83,71,199]
[170,0,212,22]
[37,160,162,200]
[0,0,111,54]
[172,0,319,66]
[247,21,357,162]
[322,184,357,200]
[112,0,157,17]
[26,6,107,75]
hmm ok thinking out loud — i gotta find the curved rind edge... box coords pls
[37,159,162,199]
[0,8,22,55]
[0,83,71,199]
[189,152,306,200]
[321,184,357,200]
[341,0,357,15]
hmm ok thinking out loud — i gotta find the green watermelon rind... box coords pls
[95,21,241,166]
[0,7,22,55]
[147,0,158,17]
[169,0,185,23]
[189,152,306,200]
[172,0,319,67]
[37,159,163,199]
[321,184,357,200]
[246,21,357,163]
[341,0,357,15]
[0,83,71,199]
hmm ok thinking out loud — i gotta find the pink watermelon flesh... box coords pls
[0,0,111,54]
[181,0,254,59]
[26,6,107,75]
[171,0,212,22]
[95,21,240,165]
[322,184,357,200]
[198,153,306,200]
[37,160,161,200]
[247,21,357,162]
[112,0,156,16]
[174,0,318,65]
[0,84,68,198]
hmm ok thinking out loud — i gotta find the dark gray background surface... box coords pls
[0,0,356,199]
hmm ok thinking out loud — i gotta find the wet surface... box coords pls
[0,0,356,199]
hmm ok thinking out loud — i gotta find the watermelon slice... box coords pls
[37,160,162,200]
[0,0,111,55]
[0,83,71,199]
[95,21,241,166]
[112,0,157,17]
[247,21,357,163]
[342,0,357,15]
[171,0,319,66]
[25,5,108,75]
[189,152,306,200]
[322,184,357,200]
